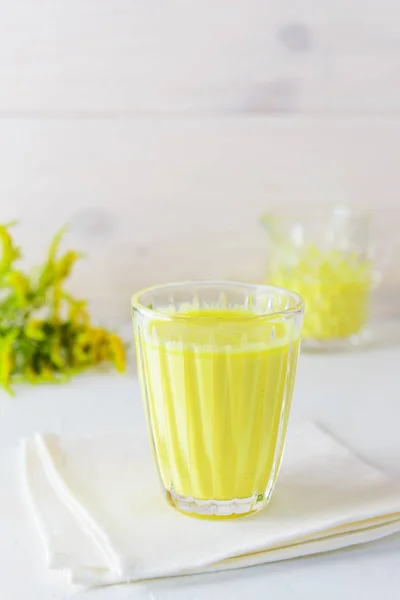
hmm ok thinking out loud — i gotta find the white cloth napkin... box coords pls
[22,421,400,587]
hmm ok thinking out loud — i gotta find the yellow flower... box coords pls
[49,339,65,368]
[0,225,20,272]
[0,341,14,392]
[69,301,89,326]
[108,334,126,372]
[26,320,46,341]
[73,331,94,364]
[5,271,29,304]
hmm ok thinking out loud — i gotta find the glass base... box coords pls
[166,488,269,519]
[302,327,372,353]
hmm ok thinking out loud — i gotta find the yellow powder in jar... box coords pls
[268,246,372,340]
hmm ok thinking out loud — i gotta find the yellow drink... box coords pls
[134,298,302,517]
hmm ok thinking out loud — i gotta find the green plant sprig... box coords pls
[0,223,126,394]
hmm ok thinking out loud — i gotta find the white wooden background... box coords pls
[0,1,399,322]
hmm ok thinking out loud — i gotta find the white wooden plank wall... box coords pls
[0,1,399,322]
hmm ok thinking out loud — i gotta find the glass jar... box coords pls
[261,206,375,350]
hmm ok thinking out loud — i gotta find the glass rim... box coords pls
[260,204,373,222]
[131,280,304,322]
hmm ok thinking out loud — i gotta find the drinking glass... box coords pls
[261,206,375,350]
[132,281,304,518]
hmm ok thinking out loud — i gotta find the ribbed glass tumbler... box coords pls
[132,281,304,518]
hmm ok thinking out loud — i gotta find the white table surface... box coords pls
[2,330,400,600]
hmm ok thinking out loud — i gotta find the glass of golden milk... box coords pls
[132,281,304,518]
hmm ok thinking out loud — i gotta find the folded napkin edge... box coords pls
[34,435,123,576]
